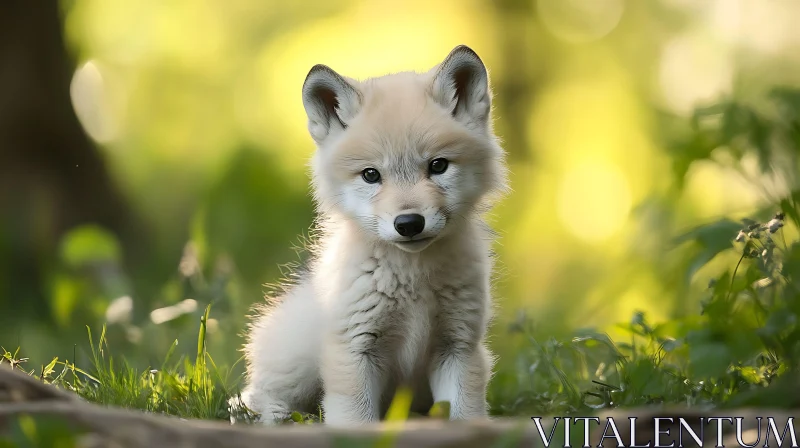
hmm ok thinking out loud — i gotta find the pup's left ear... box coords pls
[302,64,362,145]
[430,45,491,131]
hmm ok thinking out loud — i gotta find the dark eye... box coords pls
[429,158,449,175]
[361,168,381,184]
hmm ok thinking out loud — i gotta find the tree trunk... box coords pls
[0,1,142,319]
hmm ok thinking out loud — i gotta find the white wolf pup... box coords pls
[235,45,509,426]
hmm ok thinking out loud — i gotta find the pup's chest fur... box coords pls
[316,234,491,385]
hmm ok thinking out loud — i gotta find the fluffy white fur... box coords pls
[233,45,509,426]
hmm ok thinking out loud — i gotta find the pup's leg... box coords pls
[429,344,492,420]
[321,334,383,426]
[430,286,493,420]
[429,342,492,420]
[236,283,322,425]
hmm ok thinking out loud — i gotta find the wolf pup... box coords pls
[235,45,509,426]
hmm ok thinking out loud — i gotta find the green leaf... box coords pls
[625,359,658,393]
[780,197,800,228]
[738,366,764,385]
[758,309,796,338]
[688,341,731,379]
[58,225,122,267]
[673,219,741,250]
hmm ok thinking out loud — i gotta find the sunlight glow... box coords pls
[557,159,632,243]
[523,62,651,246]
[237,0,495,170]
[706,0,800,55]
[683,159,761,219]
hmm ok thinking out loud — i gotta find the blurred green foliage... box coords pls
[2,0,800,424]
[490,87,800,416]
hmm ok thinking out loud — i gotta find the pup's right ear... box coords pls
[431,46,491,132]
[301,64,362,145]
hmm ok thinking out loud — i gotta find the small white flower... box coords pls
[766,218,784,233]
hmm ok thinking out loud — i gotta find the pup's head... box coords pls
[302,45,508,253]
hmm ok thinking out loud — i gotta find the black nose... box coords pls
[394,214,425,237]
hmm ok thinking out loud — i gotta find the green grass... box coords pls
[3,305,259,423]
[4,207,800,426]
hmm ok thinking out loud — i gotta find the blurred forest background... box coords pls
[2,0,800,416]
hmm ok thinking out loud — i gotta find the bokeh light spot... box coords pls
[537,0,624,43]
[658,33,733,115]
[70,60,118,144]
